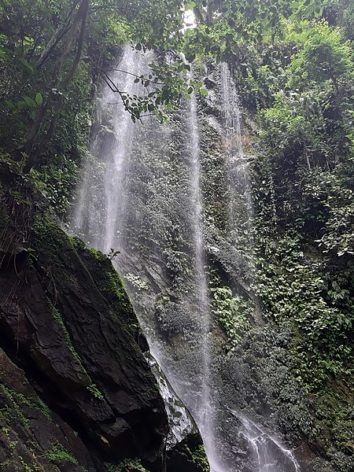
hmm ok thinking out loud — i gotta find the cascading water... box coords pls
[238,416,300,472]
[220,62,256,292]
[73,46,143,253]
[214,62,300,472]
[71,44,300,472]
[71,43,219,468]
[186,85,222,472]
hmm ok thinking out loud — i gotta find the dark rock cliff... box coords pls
[0,163,170,471]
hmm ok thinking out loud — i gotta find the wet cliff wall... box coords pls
[0,160,209,472]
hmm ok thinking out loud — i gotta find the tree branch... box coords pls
[36,0,80,69]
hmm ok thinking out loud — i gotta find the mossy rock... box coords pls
[166,433,210,472]
[0,205,168,470]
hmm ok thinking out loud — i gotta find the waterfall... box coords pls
[220,62,256,292]
[238,416,300,472]
[187,87,222,472]
[71,44,219,468]
[71,46,300,472]
[189,89,209,418]
[217,63,300,472]
[72,46,144,252]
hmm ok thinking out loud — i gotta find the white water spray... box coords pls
[239,415,300,472]
[188,87,223,472]
[72,44,221,469]
[220,62,254,254]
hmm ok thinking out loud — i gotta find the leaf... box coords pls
[19,57,34,74]
[35,93,43,106]
[5,100,15,110]
[23,95,36,108]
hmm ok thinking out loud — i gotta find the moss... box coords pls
[50,304,87,372]
[87,245,108,263]
[45,443,78,465]
[87,383,104,401]
[105,270,130,301]
[71,239,138,333]
[0,384,31,429]
[107,458,148,471]
[172,443,209,472]
[71,237,130,303]
[32,214,136,335]
[192,445,210,471]
[5,388,51,420]
[31,214,76,284]
[32,215,65,248]
[51,305,107,400]
[0,384,51,420]
[18,456,37,472]
[167,435,210,472]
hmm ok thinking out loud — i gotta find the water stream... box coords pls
[189,84,210,430]
[217,62,300,472]
[72,46,143,253]
[71,46,300,472]
[238,416,300,472]
[220,62,256,292]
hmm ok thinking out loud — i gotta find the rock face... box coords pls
[0,347,96,472]
[166,433,210,472]
[0,167,169,471]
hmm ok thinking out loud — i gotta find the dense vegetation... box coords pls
[183,0,354,389]
[187,1,354,466]
[0,0,353,470]
[0,0,193,215]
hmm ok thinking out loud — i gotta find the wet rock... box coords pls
[166,433,210,472]
[0,203,168,470]
[0,347,95,471]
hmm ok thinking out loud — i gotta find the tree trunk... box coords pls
[24,0,90,169]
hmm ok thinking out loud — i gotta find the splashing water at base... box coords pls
[239,415,301,472]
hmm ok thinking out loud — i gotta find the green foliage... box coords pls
[50,304,89,376]
[211,287,252,351]
[253,231,353,389]
[30,154,79,217]
[189,1,353,112]
[286,21,352,89]
[191,445,210,471]
[45,443,78,465]
[2,387,51,420]
[87,383,104,400]
[108,458,148,472]
[111,57,206,123]
[125,273,149,291]
[0,0,192,174]
[0,385,30,429]
[242,1,353,394]
[188,0,354,404]
[303,170,354,256]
